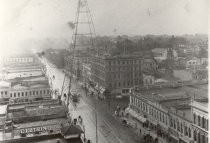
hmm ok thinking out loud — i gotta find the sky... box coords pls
[0,0,208,56]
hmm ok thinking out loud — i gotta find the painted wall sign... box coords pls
[20,126,51,134]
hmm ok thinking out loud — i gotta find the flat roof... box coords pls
[8,75,48,84]
[0,105,7,115]
[8,99,62,111]
[134,84,208,102]
[135,87,188,102]
[0,81,10,88]
[11,83,49,90]
[15,118,69,129]
[2,134,83,143]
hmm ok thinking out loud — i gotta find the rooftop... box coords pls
[2,134,83,143]
[7,99,62,111]
[9,75,47,81]
[134,87,189,102]
[93,54,143,60]
[0,105,7,115]
[134,84,208,102]
[14,118,69,129]
[0,81,10,88]
[11,82,49,90]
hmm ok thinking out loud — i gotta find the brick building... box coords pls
[64,53,90,80]
[191,100,208,143]
[90,54,146,95]
[128,86,208,143]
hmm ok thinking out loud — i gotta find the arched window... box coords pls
[198,132,201,143]
[198,115,201,126]
[181,123,183,133]
[194,130,197,141]
[174,119,176,129]
[193,113,196,124]
[177,121,180,131]
[189,128,191,138]
[202,117,205,128]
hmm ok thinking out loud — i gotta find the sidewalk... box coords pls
[115,115,168,143]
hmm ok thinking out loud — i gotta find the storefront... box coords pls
[13,124,62,139]
[148,117,158,131]
[125,107,147,123]
[157,124,170,141]
[168,128,179,143]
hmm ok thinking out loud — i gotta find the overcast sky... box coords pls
[0,0,208,54]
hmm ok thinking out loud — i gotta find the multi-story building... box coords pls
[142,73,155,86]
[141,58,158,73]
[0,81,10,104]
[3,54,38,66]
[128,86,208,143]
[90,54,144,95]
[2,54,45,80]
[0,76,51,104]
[82,63,91,87]
[9,76,51,104]
[64,53,90,80]
[191,100,208,143]
[0,105,7,129]
[2,99,84,142]
[152,48,178,62]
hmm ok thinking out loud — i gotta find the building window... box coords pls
[174,119,176,129]
[5,91,7,95]
[22,92,24,96]
[198,115,201,126]
[194,130,197,141]
[189,128,191,138]
[36,91,38,95]
[177,121,180,131]
[202,117,205,128]
[181,123,183,133]
[193,113,196,124]
[163,114,165,123]
[10,93,12,97]
[40,90,42,94]
[184,126,188,136]
[47,90,50,94]
[14,93,16,97]
[25,92,27,96]
[18,92,20,96]
[43,90,46,94]
[29,91,32,95]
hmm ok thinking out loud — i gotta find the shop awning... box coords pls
[100,88,105,94]
[61,124,84,137]
[125,108,146,123]
[136,115,147,123]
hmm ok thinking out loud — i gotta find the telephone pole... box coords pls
[62,0,98,142]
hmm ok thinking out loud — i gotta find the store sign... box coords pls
[20,126,51,134]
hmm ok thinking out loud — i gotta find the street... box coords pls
[42,58,142,143]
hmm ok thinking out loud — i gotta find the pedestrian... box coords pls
[122,111,124,117]
[115,110,117,116]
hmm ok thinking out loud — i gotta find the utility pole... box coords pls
[61,0,98,142]
[95,91,98,143]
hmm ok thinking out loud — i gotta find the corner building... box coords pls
[90,54,143,95]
